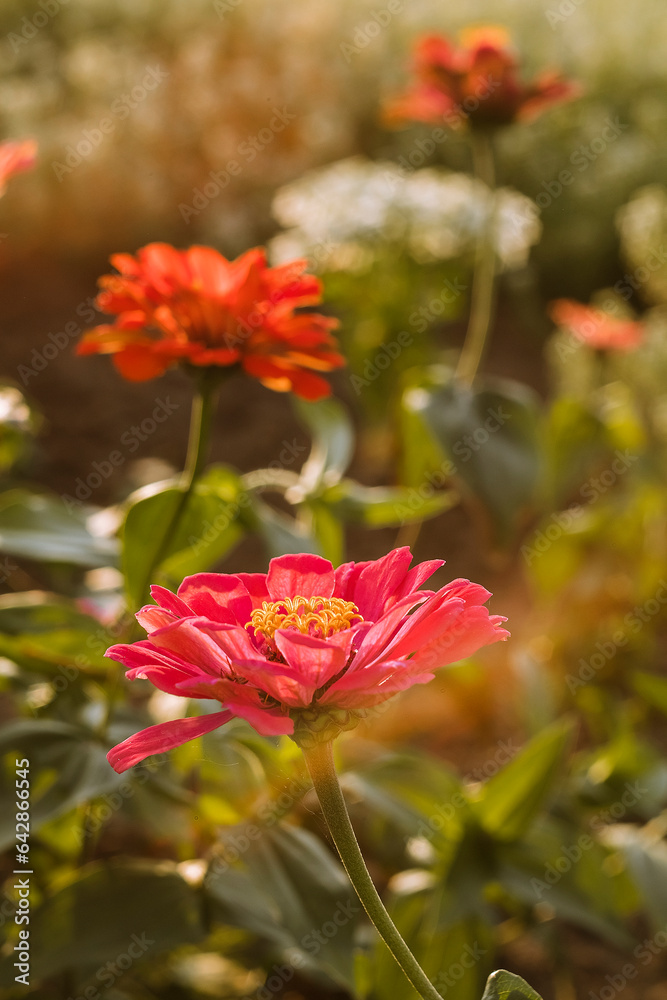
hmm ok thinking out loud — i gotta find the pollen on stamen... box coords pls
[250,595,362,641]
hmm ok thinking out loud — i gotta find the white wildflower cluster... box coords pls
[269,156,541,273]
[616,185,667,306]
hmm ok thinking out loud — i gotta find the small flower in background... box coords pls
[77,243,344,400]
[106,547,509,771]
[0,139,37,197]
[384,26,579,130]
[270,157,541,273]
[549,299,644,351]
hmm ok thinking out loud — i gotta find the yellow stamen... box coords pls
[250,595,361,641]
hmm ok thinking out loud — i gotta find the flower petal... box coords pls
[267,553,335,601]
[274,628,354,694]
[320,659,435,708]
[235,573,270,610]
[149,586,193,617]
[338,547,414,620]
[107,710,234,772]
[177,573,252,625]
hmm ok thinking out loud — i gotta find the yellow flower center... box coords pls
[250,595,361,642]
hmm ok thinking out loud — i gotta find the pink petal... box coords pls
[320,659,435,708]
[106,640,201,676]
[390,559,444,604]
[339,547,414,620]
[274,628,353,693]
[267,553,335,600]
[131,665,218,698]
[178,573,251,624]
[186,652,313,708]
[235,573,270,610]
[382,598,467,661]
[352,595,430,669]
[199,622,264,663]
[147,618,234,676]
[223,700,294,736]
[409,609,509,670]
[150,585,193,617]
[107,710,234,772]
[135,604,178,634]
[440,578,492,604]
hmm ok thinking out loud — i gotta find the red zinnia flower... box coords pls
[106,548,509,771]
[549,299,644,352]
[0,139,37,196]
[384,27,578,129]
[76,243,344,400]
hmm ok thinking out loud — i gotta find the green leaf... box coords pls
[249,497,321,557]
[205,822,358,989]
[322,479,457,527]
[292,397,354,497]
[632,671,667,716]
[543,397,610,507]
[606,825,667,932]
[0,591,114,676]
[0,861,204,985]
[0,490,118,566]
[482,970,544,1000]
[404,372,543,541]
[122,465,246,606]
[307,500,345,564]
[473,719,573,842]
[0,720,122,849]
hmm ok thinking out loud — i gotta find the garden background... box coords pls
[3,0,667,998]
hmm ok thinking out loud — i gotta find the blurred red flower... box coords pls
[105,548,509,771]
[549,300,644,352]
[384,27,578,129]
[77,242,344,399]
[0,139,37,196]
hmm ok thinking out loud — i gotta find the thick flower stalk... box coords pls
[384,26,578,130]
[549,299,644,352]
[77,242,344,400]
[106,547,508,770]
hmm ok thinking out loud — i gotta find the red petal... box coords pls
[107,710,233,772]
[274,629,353,693]
[267,553,335,601]
[178,574,252,625]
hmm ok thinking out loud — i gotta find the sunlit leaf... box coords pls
[472,719,573,842]
[481,970,544,1000]
[0,490,118,567]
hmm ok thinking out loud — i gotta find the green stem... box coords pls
[104,369,221,731]
[139,367,221,599]
[303,741,445,1000]
[456,129,498,385]
[182,368,220,490]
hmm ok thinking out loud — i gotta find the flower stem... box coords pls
[182,368,220,490]
[303,741,445,1000]
[456,129,498,385]
[128,368,221,626]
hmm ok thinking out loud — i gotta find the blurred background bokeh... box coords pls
[4,1,667,998]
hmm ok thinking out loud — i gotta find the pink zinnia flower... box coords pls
[0,139,37,196]
[106,548,508,771]
[549,299,644,352]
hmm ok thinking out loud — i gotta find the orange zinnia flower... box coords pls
[384,27,578,130]
[0,139,37,196]
[549,300,644,352]
[77,243,345,400]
